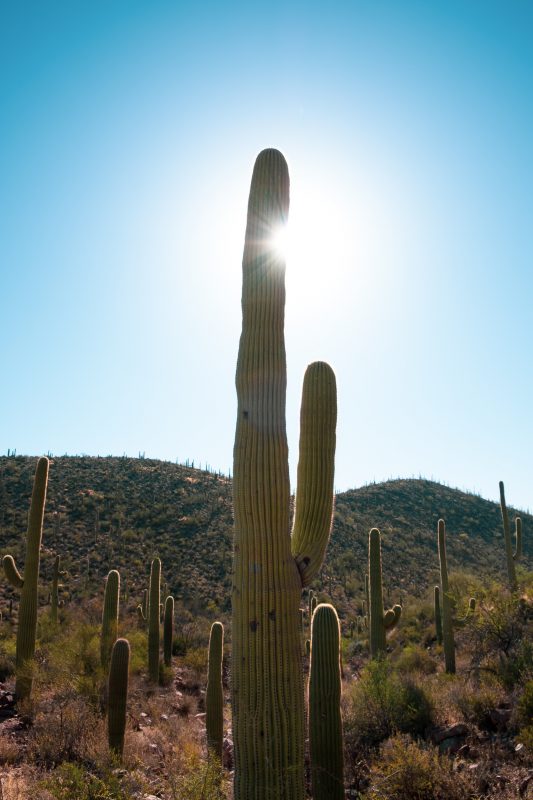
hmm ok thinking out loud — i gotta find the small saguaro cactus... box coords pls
[107,637,130,759]
[231,149,337,799]
[499,481,523,592]
[50,554,66,624]
[206,621,224,761]
[3,456,49,699]
[309,603,344,800]
[101,570,120,669]
[434,585,443,645]
[163,595,174,667]
[368,528,401,658]
[148,558,161,682]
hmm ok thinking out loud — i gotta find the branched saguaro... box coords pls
[231,149,337,799]
[3,456,49,699]
[499,481,523,592]
[368,528,401,657]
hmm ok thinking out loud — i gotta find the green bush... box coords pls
[395,645,437,675]
[343,660,433,751]
[39,762,136,800]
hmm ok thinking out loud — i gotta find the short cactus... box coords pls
[107,637,130,759]
[206,621,224,761]
[163,595,174,667]
[3,457,49,699]
[499,481,523,592]
[231,149,337,799]
[368,528,401,657]
[101,570,120,669]
[309,603,344,800]
[148,558,161,682]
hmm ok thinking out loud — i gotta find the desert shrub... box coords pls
[39,762,136,800]
[182,646,207,676]
[0,650,15,681]
[516,680,533,747]
[451,680,505,730]
[395,645,437,675]
[365,734,475,800]
[465,591,532,689]
[343,659,433,752]
[27,694,104,767]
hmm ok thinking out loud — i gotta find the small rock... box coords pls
[515,743,525,753]
[195,712,206,719]
[468,763,479,771]
[160,714,168,721]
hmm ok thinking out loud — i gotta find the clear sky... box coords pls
[1,1,531,511]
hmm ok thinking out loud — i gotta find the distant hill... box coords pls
[0,456,530,619]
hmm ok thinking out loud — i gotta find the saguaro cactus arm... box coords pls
[291,362,337,586]
[3,555,23,588]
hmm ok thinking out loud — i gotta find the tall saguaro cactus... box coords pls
[206,621,224,761]
[499,481,523,592]
[368,528,401,658]
[108,637,130,759]
[3,456,49,699]
[101,570,120,669]
[231,149,337,799]
[309,604,344,800]
[148,558,161,682]
[437,519,476,674]
[438,519,456,674]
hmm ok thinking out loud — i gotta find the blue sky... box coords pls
[1,1,532,511]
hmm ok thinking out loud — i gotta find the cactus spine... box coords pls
[368,528,401,657]
[231,149,337,799]
[2,457,49,699]
[309,604,344,800]
[206,621,224,761]
[434,585,443,645]
[107,637,130,759]
[163,595,174,667]
[101,570,120,669]
[50,554,65,624]
[148,558,161,682]
[499,481,522,592]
